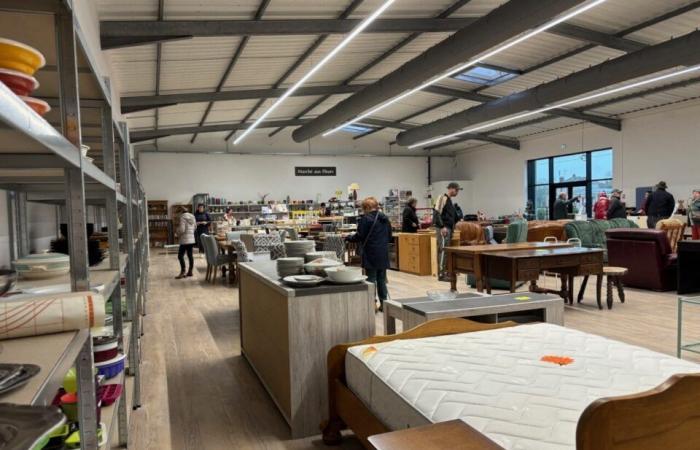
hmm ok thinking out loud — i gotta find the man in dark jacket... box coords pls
[552,192,579,220]
[434,182,460,280]
[194,203,211,252]
[646,181,675,228]
[606,189,627,219]
[401,198,419,233]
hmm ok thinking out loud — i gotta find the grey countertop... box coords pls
[239,259,370,298]
[402,292,561,315]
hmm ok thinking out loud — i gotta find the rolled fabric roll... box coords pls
[0,291,105,340]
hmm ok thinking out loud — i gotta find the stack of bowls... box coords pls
[276,257,304,278]
[284,240,316,258]
[12,252,70,279]
[0,38,48,115]
[304,251,338,263]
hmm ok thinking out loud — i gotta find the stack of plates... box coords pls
[304,251,338,263]
[282,274,324,288]
[284,240,316,258]
[276,257,304,278]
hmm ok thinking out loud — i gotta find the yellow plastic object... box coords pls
[63,368,77,394]
[0,38,46,75]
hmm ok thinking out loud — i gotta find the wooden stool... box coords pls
[603,266,628,310]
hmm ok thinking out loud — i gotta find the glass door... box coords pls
[550,182,587,219]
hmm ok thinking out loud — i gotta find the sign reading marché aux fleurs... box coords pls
[294,167,337,176]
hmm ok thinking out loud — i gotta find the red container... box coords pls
[0,68,38,96]
[20,96,50,116]
[93,335,119,363]
[98,384,123,406]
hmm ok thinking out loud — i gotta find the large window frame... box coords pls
[527,148,613,220]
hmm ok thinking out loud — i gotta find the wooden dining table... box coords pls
[445,242,572,292]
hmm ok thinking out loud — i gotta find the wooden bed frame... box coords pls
[321,318,700,450]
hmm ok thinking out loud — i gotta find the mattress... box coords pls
[346,323,699,450]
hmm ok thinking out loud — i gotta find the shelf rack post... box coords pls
[5,190,30,259]
[76,336,98,450]
[119,122,142,408]
[56,5,89,292]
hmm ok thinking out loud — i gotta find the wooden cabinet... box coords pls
[148,200,172,247]
[398,233,432,275]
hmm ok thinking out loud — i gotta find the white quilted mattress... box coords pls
[346,323,699,450]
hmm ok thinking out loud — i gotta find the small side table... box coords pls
[368,420,504,450]
[677,296,700,358]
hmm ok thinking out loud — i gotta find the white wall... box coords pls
[139,153,456,208]
[456,99,700,217]
[0,192,59,268]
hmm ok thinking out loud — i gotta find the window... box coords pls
[341,124,375,134]
[453,65,518,86]
[527,148,613,219]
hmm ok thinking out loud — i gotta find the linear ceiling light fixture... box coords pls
[409,64,700,148]
[322,0,608,138]
[232,0,396,145]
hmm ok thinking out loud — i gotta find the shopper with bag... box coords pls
[434,182,460,281]
[346,197,393,311]
[689,189,700,240]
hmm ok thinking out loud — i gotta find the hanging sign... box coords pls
[295,167,336,176]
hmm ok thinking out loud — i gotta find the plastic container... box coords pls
[59,392,78,422]
[95,354,126,379]
[12,252,69,279]
[0,68,38,96]
[0,38,46,75]
[93,335,119,363]
[98,384,123,406]
[20,96,50,116]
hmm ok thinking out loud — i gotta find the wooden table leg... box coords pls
[474,256,484,293]
[561,275,569,304]
[606,276,613,310]
[577,275,589,303]
[616,278,625,303]
[568,274,575,305]
[596,275,603,310]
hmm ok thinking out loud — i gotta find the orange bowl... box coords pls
[20,96,51,116]
[0,38,46,75]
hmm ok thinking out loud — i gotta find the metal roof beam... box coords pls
[397,30,700,147]
[120,84,369,113]
[548,23,646,52]
[292,0,589,143]
[100,18,478,48]
[129,119,308,142]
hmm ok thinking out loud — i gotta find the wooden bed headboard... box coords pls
[577,372,700,450]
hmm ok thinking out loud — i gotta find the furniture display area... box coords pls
[0,3,148,448]
[238,259,375,438]
[397,232,432,276]
[445,242,571,292]
[323,318,700,450]
[526,220,568,242]
[563,218,639,260]
[147,200,172,247]
[677,240,700,295]
[605,229,677,291]
[383,291,563,334]
[481,247,604,303]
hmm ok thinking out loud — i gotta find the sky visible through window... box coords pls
[453,65,518,86]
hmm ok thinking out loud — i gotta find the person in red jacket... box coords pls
[593,191,610,220]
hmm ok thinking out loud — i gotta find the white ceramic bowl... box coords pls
[304,258,343,276]
[324,266,363,283]
[426,289,457,301]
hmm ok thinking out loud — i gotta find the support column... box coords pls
[56,7,89,292]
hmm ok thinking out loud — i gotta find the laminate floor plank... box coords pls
[128,253,700,450]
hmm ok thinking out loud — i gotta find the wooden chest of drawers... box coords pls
[398,233,432,275]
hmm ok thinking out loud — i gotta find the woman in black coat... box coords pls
[346,197,393,310]
[401,197,419,232]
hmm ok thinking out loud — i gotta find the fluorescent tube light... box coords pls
[323,0,608,137]
[409,64,700,148]
[233,0,396,145]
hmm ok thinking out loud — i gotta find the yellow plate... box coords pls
[0,38,46,75]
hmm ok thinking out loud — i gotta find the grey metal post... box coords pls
[56,7,89,292]
[16,192,29,256]
[6,191,18,262]
[76,335,98,449]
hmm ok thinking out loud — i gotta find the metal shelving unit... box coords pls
[0,2,148,449]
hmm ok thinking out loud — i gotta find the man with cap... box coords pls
[606,189,627,219]
[434,182,460,281]
[646,181,675,228]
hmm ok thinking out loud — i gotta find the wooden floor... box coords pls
[128,252,700,450]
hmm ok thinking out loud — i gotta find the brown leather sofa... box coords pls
[455,222,486,245]
[605,229,677,291]
[527,221,567,242]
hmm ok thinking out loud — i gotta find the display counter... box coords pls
[238,260,375,437]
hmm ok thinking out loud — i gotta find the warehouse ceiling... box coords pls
[98,0,700,156]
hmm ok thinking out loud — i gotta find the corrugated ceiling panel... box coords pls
[482,46,625,97]
[566,0,695,35]
[108,45,156,95]
[264,0,350,19]
[351,0,463,19]
[98,0,262,20]
[127,115,156,130]
[625,7,700,44]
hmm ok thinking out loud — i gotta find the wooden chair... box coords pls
[656,218,685,252]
